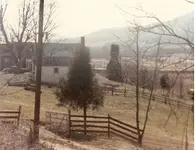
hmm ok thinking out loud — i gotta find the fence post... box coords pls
[68,109,71,139]
[111,85,114,96]
[165,97,167,104]
[177,100,180,108]
[108,114,110,138]
[17,105,21,126]
[152,95,155,101]
[49,113,52,123]
[124,87,126,97]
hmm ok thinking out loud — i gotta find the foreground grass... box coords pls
[0,85,193,149]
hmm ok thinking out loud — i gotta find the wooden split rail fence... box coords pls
[109,116,143,141]
[102,84,193,110]
[0,106,21,125]
[45,111,143,143]
[45,110,70,136]
[70,114,143,142]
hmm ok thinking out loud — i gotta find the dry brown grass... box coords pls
[0,122,54,150]
[0,84,193,149]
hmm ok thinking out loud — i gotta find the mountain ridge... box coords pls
[54,12,193,58]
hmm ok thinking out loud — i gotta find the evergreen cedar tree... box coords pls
[106,44,123,82]
[55,45,104,110]
[160,74,170,90]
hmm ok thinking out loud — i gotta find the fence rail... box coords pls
[102,84,193,110]
[110,127,138,140]
[70,113,142,142]
[71,114,108,119]
[45,110,70,136]
[47,108,195,144]
[0,106,21,125]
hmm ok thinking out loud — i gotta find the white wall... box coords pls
[35,66,69,84]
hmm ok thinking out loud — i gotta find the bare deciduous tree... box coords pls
[115,3,193,147]
[185,0,194,4]
[118,21,164,145]
[117,19,192,145]
[179,76,184,98]
[116,5,194,52]
[0,0,57,66]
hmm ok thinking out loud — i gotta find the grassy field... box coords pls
[0,84,193,149]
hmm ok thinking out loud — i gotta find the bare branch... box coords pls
[185,0,194,4]
[163,110,173,127]
[43,37,67,57]
[141,35,161,138]
[115,5,194,51]
[0,4,10,44]
[8,25,20,41]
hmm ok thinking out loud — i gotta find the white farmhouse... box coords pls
[31,42,80,85]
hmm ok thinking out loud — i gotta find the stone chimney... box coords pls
[110,44,119,61]
[81,37,85,47]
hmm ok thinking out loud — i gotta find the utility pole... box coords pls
[34,0,44,142]
[80,37,87,135]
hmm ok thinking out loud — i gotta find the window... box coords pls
[54,68,59,74]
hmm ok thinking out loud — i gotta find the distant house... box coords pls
[0,41,81,73]
[0,42,35,70]
[0,44,13,70]
[31,42,80,84]
[34,56,73,85]
[0,53,12,70]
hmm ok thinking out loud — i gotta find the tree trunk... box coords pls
[172,87,174,96]
[138,134,142,145]
[135,27,141,145]
[140,35,161,145]
[142,87,145,95]
[83,104,87,135]
[165,96,167,104]
[180,79,183,98]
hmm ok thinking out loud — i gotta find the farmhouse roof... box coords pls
[42,43,80,57]
[33,56,72,66]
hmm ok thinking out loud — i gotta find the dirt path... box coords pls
[39,126,144,150]
[40,140,73,150]
[39,127,102,150]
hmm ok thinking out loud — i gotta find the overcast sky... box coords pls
[4,0,194,38]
